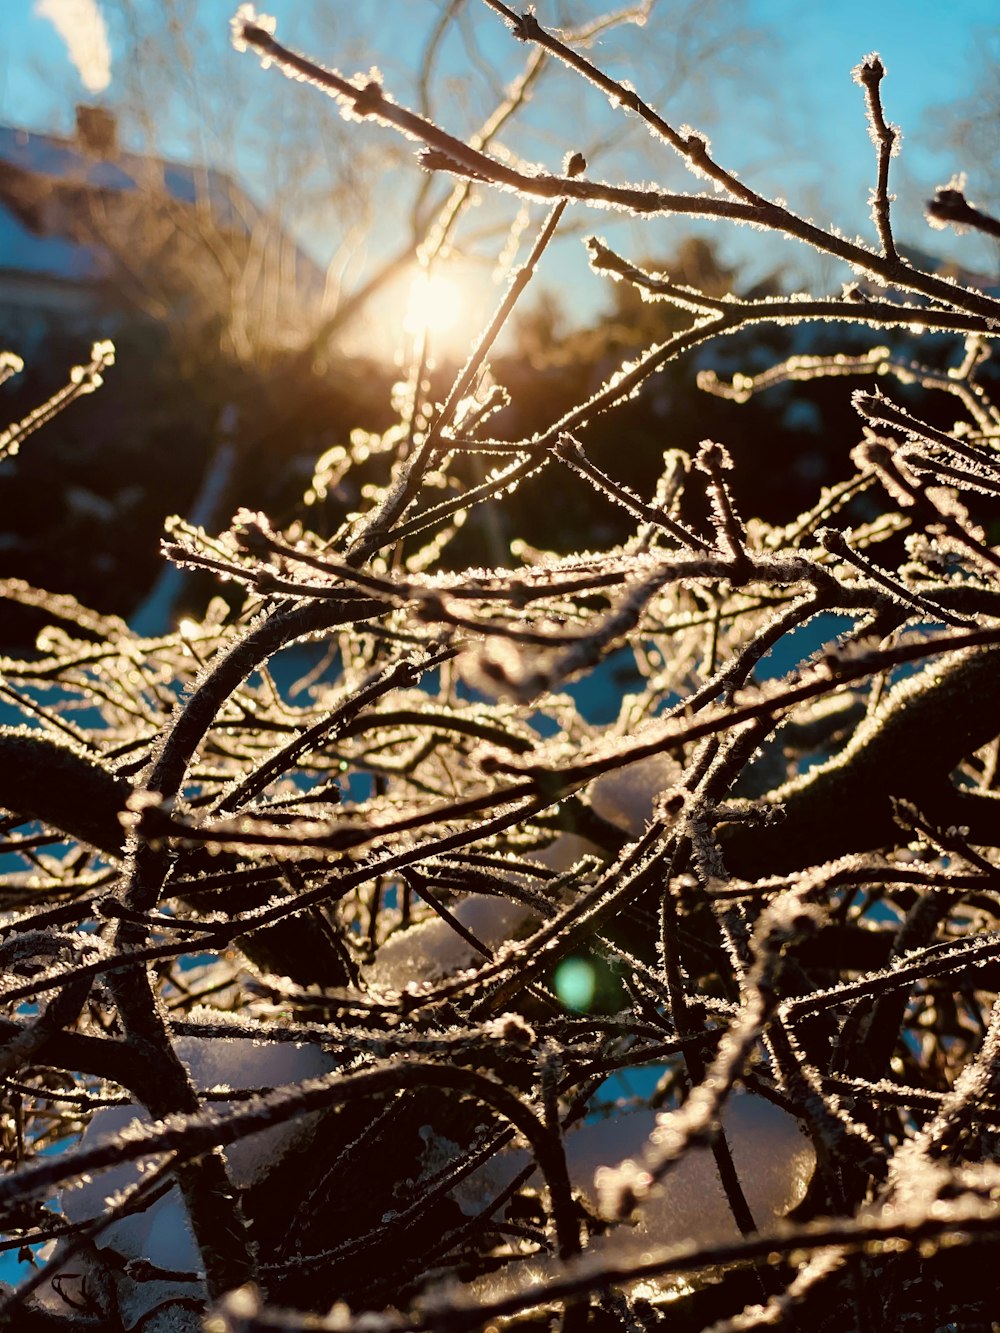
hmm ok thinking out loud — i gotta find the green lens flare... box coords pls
[554,957,596,1012]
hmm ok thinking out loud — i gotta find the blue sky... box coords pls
[1,1,996,347]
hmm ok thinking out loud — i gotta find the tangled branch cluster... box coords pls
[2,5,1000,1330]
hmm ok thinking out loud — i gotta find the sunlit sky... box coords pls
[1,1,997,352]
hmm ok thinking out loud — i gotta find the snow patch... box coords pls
[366,895,539,992]
[57,1035,338,1302]
[589,752,682,835]
[453,1091,814,1302]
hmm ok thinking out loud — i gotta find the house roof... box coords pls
[0,192,97,282]
[0,117,283,287]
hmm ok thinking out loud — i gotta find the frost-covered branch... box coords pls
[3,5,1000,1329]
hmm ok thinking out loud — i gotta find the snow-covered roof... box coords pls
[0,122,256,231]
[0,116,265,288]
[0,194,99,281]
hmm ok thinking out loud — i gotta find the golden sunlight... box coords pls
[404,269,464,341]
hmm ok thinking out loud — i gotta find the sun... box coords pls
[404,269,464,341]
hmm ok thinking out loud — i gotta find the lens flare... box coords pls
[554,957,597,1012]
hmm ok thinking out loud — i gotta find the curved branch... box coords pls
[234,20,1000,325]
[0,729,129,857]
[722,645,1000,878]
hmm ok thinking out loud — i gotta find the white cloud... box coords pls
[36,0,111,94]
